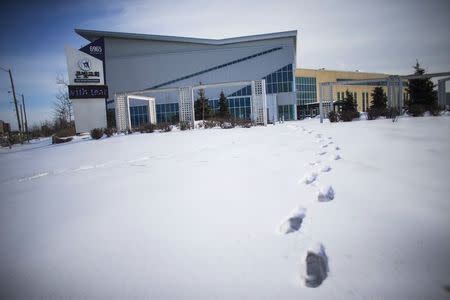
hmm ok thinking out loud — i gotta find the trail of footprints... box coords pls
[279,125,342,288]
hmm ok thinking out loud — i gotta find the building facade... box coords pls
[73,29,297,131]
[295,68,409,118]
[0,120,11,135]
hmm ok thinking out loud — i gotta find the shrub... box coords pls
[234,118,253,128]
[367,107,386,120]
[138,123,155,133]
[408,104,425,117]
[54,127,75,138]
[429,104,442,116]
[179,122,191,131]
[90,128,104,139]
[156,122,172,132]
[104,127,117,137]
[385,107,400,119]
[203,120,219,129]
[340,110,360,122]
[221,122,234,129]
[52,135,73,144]
[328,111,339,122]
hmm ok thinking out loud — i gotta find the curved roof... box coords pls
[75,28,297,45]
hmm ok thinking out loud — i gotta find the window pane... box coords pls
[277,72,282,82]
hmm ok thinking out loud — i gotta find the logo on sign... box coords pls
[78,59,91,71]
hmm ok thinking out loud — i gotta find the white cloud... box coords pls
[81,0,450,74]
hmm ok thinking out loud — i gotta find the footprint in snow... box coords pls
[329,153,341,160]
[318,185,335,202]
[321,144,328,148]
[279,207,306,234]
[327,141,334,145]
[335,146,341,151]
[317,151,327,156]
[303,244,329,288]
[300,172,318,185]
[320,165,332,173]
[315,134,322,138]
[309,159,321,166]
[327,137,332,140]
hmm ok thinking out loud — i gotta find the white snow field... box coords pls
[1,116,450,299]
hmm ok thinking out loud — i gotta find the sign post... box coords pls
[65,38,108,133]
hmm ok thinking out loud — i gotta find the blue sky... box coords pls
[0,0,449,128]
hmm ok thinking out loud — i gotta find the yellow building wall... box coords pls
[296,68,408,112]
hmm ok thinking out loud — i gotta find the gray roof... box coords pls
[75,28,297,45]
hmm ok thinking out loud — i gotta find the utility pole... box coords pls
[8,69,22,136]
[21,94,29,141]
[19,103,24,134]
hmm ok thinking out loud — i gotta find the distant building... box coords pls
[0,120,11,135]
[295,68,409,118]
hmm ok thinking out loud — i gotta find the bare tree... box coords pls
[54,73,73,129]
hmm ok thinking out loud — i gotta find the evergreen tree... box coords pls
[217,91,229,118]
[370,87,387,110]
[340,90,360,121]
[407,60,437,111]
[194,87,211,120]
[342,90,356,111]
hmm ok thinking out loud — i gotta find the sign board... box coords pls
[66,38,108,132]
[68,85,109,99]
[65,47,105,86]
[79,37,105,61]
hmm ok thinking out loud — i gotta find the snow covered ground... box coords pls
[1,116,449,299]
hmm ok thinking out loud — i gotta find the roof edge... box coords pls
[74,28,297,45]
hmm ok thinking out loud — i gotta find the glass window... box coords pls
[272,83,277,94]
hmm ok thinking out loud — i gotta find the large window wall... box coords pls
[156,103,179,123]
[278,105,295,121]
[209,96,251,119]
[229,64,294,97]
[263,64,293,94]
[130,105,149,128]
[296,76,317,119]
[296,76,317,105]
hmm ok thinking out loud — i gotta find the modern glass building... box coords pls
[73,29,297,131]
